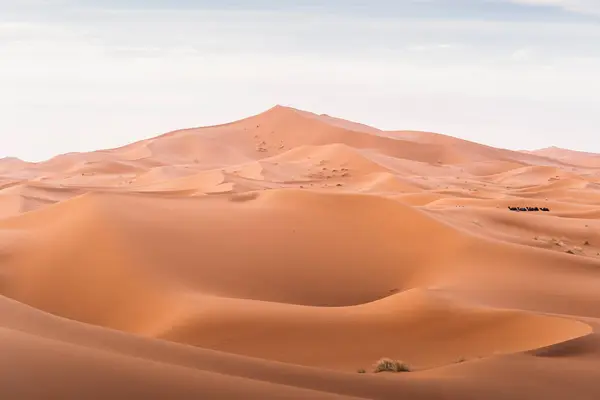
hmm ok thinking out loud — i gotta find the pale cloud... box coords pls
[508,0,600,16]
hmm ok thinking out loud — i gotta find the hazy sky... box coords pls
[1,0,599,161]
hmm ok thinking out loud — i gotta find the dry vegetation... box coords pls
[373,358,411,373]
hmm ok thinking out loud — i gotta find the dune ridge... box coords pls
[0,105,599,399]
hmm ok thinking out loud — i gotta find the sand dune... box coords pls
[0,105,599,399]
[529,147,600,168]
[158,289,590,371]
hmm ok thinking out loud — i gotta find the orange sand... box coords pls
[0,105,599,399]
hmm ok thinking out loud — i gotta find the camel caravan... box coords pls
[508,206,550,212]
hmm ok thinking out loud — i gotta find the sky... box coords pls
[1,1,599,161]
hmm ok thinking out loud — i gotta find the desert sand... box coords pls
[1,105,599,399]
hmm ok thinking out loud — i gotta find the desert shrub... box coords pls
[357,368,366,374]
[373,358,411,373]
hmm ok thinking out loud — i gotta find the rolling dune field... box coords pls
[1,106,599,399]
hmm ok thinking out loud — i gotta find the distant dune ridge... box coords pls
[1,105,600,399]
